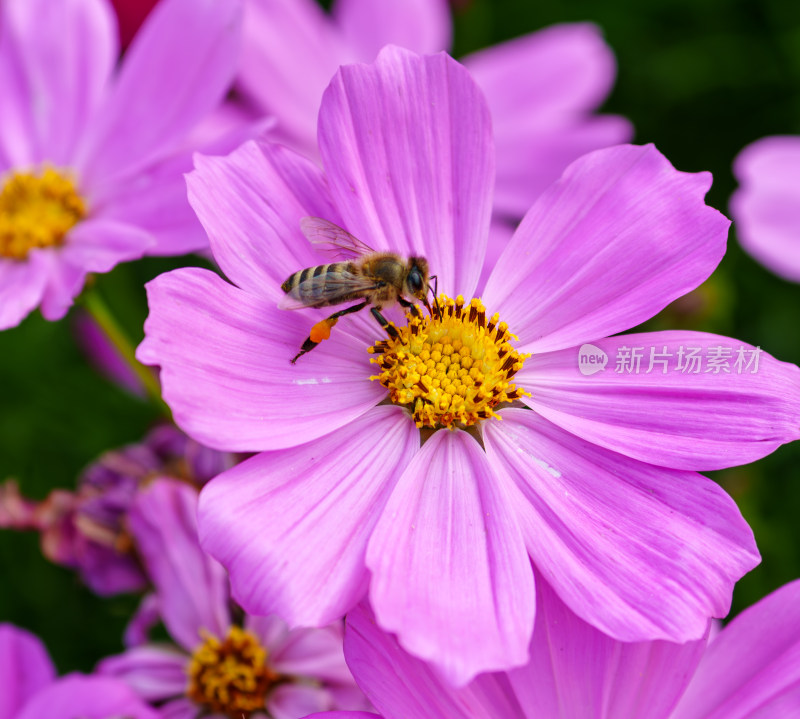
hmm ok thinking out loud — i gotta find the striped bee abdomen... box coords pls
[280,262,359,307]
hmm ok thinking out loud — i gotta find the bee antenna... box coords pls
[427,275,440,317]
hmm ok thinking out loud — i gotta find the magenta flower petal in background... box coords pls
[140,49,799,685]
[239,0,450,153]
[126,479,229,650]
[101,478,368,718]
[14,675,159,719]
[238,0,629,221]
[731,136,800,281]
[0,624,156,719]
[671,579,800,718]
[0,0,246,330]
[0,624,55,719]
[462,22,632,217]
[0,424,233,596]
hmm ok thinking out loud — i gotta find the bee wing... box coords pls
[278,270,382,310]
[300,216,376,259]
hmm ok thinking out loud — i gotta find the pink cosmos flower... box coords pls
[100,478,368,718]
[306,574,800,719]
[239,0,632,218]
[0,623,157,719]
[0,0,245,330]
[731,136,800,282]
[137,48,800,685]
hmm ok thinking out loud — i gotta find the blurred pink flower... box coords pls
[100,478,368,719]
[0,425,235,595]
[239,0,632,219]
[306,575,800,719]
[731,136,800,281]
[0,623,157,719]
[138,49,800,685]
[0,0,246,330]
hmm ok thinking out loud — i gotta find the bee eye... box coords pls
[407,268,424,294]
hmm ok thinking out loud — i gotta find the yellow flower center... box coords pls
[369,295,530,429]
[0,166,86,260]
[187,626,279,717]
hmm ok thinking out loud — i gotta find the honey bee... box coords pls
[280,217,434,363]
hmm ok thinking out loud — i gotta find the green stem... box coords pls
[80,285,172,419]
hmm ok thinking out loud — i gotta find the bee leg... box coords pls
[291,300,369,364]
[370,307,401,340]
[397,297,422,318]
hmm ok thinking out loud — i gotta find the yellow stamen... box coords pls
[0,166,86,260]
[369,295,530,429]
[187,626,278,717]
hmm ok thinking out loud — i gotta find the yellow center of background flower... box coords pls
[369,295,530,429]
[187,626,278,717]
[0,166,86,260]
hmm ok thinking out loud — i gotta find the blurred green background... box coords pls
[2,0,800,673]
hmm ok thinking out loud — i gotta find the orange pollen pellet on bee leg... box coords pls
[310,318,338,343]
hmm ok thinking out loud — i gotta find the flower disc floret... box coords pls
[0,167,86,259]
[187,626,278,717]
[369,295,530,429]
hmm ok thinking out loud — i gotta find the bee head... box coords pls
[405,257,429,300]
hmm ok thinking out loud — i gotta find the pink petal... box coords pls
[304,714,379,719]
[0,8,36,166]
[0,624,56,719]
[483,144,730,354]
[511,573,706,719]
[520,331,800,470]
[78,0,242,187]
[15,674,159,719]
[270,622,356,686]
[98,645,188,701]
[128,479,230,652]
[366,429,534,686]
[90,151,204,256]
[731,136,800,281]
[483,409,760,643]
[198,406,418,625]
[137,268,385,451]
[94,109,272,257]
[187,140,339,299]
[155,698,199,719]
[3,0,117,165]
[123,593,160,647]
[61,218,155,272]
[33,219,154,322]
[268,684,335,719]
[464,23,632,218]
[319,47,494,299]
[0,255,50,330]
[344,602,527,719]
[492,116,633,220]
[239,0,349,154]
[333,0,451,61]
[671,579,800,719]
